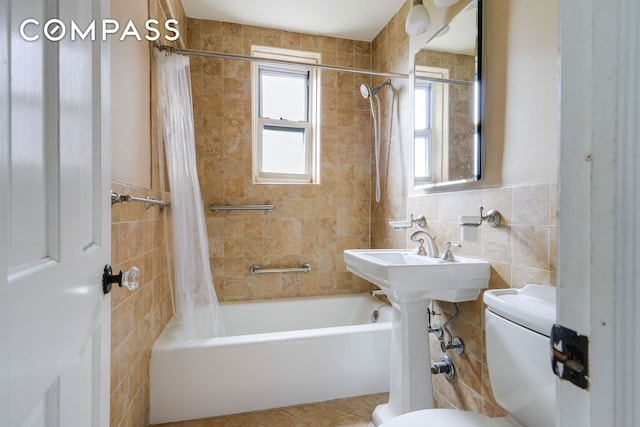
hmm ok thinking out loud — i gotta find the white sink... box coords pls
[343,248,492,425]
[343,249,490,303]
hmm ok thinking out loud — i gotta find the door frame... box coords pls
[558,0,639,425]
[1,0,10,423]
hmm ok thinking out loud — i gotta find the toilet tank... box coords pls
[483,285,556,427]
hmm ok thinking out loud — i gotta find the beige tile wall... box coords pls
[109,1,180,426]
[110,183,173,427]
[415,50,475,81]
[186,18,376,301]
[410,183,557,415]
[371,4,557,420]
[370,2,413,253]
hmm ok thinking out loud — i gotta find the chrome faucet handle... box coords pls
[410,230,438,257]
[441,242,462,261]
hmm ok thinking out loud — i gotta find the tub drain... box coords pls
[371,310,380,323]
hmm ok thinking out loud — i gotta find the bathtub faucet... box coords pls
[410,230,439,258]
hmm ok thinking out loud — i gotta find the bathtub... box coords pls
[149,294,392,424]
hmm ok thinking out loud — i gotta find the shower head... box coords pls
[360,83,372,99]
[359,79,392,99]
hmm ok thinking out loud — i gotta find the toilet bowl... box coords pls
[380,285,556,427]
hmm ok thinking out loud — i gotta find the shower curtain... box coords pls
[155,50,225,338]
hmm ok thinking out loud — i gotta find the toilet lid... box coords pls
[380,409,501,427]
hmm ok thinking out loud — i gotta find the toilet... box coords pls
[380,284,557,427]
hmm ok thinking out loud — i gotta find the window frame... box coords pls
[414,76,434,183]
[414,65,449,184]
[251,46,321,184]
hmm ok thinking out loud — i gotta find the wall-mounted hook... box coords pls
[410,214,426,227]
[480,206,501,227]
[458,207,501,241]
[388,214,427,230]
[459,207,502,228]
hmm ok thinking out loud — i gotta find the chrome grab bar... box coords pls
[249,263,311,276]
[210,204,275,212]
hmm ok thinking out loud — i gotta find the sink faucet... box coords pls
[410,230,439,258]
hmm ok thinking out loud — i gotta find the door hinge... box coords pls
[550,324,589,390]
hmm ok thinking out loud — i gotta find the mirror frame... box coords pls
[411,0,484,191]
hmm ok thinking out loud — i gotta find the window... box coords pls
[414,76,433,183]
[252,46,320,184]
[414,66,449,185]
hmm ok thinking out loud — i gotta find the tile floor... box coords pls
[151,393,388,427]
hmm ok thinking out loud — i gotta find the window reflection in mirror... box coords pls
[414,0,481,188]
[414,76,434,182]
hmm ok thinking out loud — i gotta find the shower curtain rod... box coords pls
[153,43,409,80]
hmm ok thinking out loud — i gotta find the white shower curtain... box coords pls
[155,50,225,338]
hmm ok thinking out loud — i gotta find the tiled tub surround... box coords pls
[109,0,181,425]
[110,183,174,427]
[183,7,554,421]
[187,18,378,301]
[369,2,413,253]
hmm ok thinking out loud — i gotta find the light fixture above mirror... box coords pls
[405,0,431,35]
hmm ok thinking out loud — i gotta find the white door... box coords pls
[558,0,640,426]
[1,0,111,425]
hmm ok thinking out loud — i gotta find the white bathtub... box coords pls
[149,294,392,424]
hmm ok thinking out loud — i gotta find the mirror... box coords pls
[413,0,482,188]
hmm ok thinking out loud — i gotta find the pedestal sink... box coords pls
[343,249,490,426]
